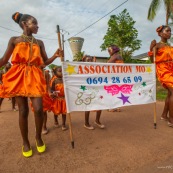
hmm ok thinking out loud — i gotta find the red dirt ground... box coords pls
[0,99,173,173]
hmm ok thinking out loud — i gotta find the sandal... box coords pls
[62,126,68,131]
[22,146,33,158]
[13,108,18,112]
[94,121,105,129]
[168,121,173,127]
[42,128,49,135]
[84,124,95,130]
[160,117,168,121]
[36,141,46,153]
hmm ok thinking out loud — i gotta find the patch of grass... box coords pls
[156,79,167,101]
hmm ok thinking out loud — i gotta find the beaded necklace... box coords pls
[159,41,173,67]
[159,41,170,46]
[21,34,37,75]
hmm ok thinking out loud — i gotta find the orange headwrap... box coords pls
[14,12,19,21]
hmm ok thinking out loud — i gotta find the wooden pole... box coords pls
[57,25,74,148]
[56,25,64,62]
[67,113,74,148]
[153,47,157,129]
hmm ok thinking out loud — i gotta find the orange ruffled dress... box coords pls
[154,47,173,88]
[30,71,53,112]
[42,93,53,112]
[52,83,66,115]
[2,42,47,97]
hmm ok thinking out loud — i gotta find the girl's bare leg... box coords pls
[161,90,170,119]
[15,96,30,152]
[30,97,44,146]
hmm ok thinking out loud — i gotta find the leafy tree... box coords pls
[0,66,4,71]
[100,9,141,62]
[48,64,57,70]
[73,51,85,61]
[147,0,173,25]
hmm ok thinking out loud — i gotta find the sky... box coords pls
[0,0,169,65]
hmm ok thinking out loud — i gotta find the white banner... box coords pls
[62,62,156,113]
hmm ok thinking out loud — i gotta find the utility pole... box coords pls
[60,29,69,61]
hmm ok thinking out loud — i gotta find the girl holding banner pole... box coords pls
[149,39,169,122]
[148,25,173,127]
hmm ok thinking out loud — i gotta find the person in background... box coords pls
[107,45,124,112]
[50,68,59,127]
[0,62,17,112]
[82,55,105,130]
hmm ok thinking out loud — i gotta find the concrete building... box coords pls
[131,52,149,61]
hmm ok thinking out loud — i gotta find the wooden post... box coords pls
[57,25,74,148]
[153,47,157,129]
[67,113,74,148]
[56,25,64,62]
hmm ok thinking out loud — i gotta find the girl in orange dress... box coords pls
[41,69,53,134]
[0,12,63,157]
[148,25,173,127]
[50,69,59,127]
[82,56,105,130]
[51,66,67,131]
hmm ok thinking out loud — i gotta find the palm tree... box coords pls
[147,0,173,25]
[73,51,85,61]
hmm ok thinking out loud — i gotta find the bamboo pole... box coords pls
[153,47,157,129]
[56,25,74,148]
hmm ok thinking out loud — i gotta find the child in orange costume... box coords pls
[0,12,63,157]
[82,55,105,130]
[41,69,53,134]
[51,66,67,131]
[50,69,59,127]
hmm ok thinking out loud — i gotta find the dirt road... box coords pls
[0,99,172,173]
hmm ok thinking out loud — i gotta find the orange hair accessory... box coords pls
[14,12,19,21]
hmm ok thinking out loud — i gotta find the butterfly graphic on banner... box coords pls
[104,84,133,96]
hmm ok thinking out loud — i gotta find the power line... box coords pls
[67,0,128,38]
[0,26,57,40]
[0,26,21,33]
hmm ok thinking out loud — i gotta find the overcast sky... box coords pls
[0,0,168,65]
